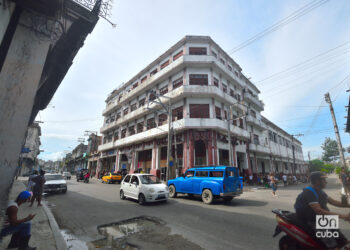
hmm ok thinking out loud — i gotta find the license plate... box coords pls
[158,194,165,199]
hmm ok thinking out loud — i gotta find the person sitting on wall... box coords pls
[0,191,36,250]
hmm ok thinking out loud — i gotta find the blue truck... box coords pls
[168,166,243,204]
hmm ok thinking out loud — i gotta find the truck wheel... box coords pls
[202,189,213,204]
[169,185,177,198]
[223,197,233,203]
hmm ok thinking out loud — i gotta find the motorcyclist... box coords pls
[294,171,350,250]
[84,172,90,182]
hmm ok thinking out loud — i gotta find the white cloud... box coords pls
[39,151,65,161]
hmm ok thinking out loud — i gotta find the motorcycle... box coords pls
[272,208,350,250]
[272,208,327,250]
[84,177,89,183]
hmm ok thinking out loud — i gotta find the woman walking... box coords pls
[269,172,278,197]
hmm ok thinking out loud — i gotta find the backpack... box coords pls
[294,186,319,210]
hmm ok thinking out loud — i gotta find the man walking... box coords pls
[29,170,45,207]
[26,170,38,192]
[0,191,36,249]
[282,173,287,187]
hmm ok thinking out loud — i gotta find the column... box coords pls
[96,159,102,178]
[115,150,120,171]
[150,141,158,176]
[213,131,218,165]
[208,131,213,165]
[254,153,258,174]
[183,131,188,173]
[246,142,252,175]
[129,151,135,174]
[189,130,194,169]
[233,139,237,167]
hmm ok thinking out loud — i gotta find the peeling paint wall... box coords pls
[0,10,51,226]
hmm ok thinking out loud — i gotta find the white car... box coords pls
[120,174,169,205]
[43,174,67,193]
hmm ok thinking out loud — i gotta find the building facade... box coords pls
[65,143,88,174]
[98,36,306,180]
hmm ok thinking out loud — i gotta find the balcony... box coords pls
[102,55,250,116]
[98,141,114,152]
[246,116,266,130]
[99,85,248,133]
[244,92,264,111]
[249,143,271,154]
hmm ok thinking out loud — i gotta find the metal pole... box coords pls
[292,136,296,175]
[227,105,233,167]
[173,127,178,177]
[325,92,346,167]
[166,99,172,182]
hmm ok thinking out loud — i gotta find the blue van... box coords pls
[168,166,243,204]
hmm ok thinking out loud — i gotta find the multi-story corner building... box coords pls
[98,36,306,180]
[65,143,88,173]
[20,123,41,175]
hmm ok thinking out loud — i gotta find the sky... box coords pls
[38,0,350,161]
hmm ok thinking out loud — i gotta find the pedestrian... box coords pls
[282,173,287,187]
[26,170,38,192]
[269,172,278,197]
[249,175,253,185]
[29,170,45,207]
[0,191,36,250]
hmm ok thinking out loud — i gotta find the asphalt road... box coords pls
[44,174,350,250]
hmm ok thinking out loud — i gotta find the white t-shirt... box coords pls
[4,201,18,227]
[283,175,287,181]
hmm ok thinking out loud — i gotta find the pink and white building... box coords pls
[98,36,306,180]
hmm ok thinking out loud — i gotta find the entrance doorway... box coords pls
[194,140,206,166]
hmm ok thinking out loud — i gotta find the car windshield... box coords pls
[45,175,64,181]
[139,175,162,184]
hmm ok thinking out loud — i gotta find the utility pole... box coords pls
[227,106,233,166]
[291,133,303,175]
[146,90,172,182]
[325,92,346,168]
[166,99,172,182]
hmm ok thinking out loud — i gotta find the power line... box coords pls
[256,41,350,84]
[262,60,350,99]
[228,0,330,54]
[259,48,350,88]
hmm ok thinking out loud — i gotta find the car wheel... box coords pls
[120,190,125,200]
[138,193,146,205]
[169,185,177,198]
[107,180,111,184]
[223,197,233,203]
[76,179,79,182]
[201,189,213,204]
[62,188,67,194]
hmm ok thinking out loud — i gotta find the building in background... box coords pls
[87,134,102,177]
[19,122,41,175]
[65,143,88,173]
[98,36,306,180]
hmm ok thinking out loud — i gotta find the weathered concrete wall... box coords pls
[0,11,50,226]
[0,2,15,44]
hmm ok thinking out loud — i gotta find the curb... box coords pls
[42,202,68,250]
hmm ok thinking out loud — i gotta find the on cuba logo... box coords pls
[316,215,339,238]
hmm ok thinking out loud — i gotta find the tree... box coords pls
[321,137,339,162]
[309,159,325,172]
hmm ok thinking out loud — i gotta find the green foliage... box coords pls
[309,159,337,173]
[309,159,325,172]
[335,166,342,174]
[321,137,339,162]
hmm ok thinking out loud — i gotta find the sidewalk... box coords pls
[0,180,67,250]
